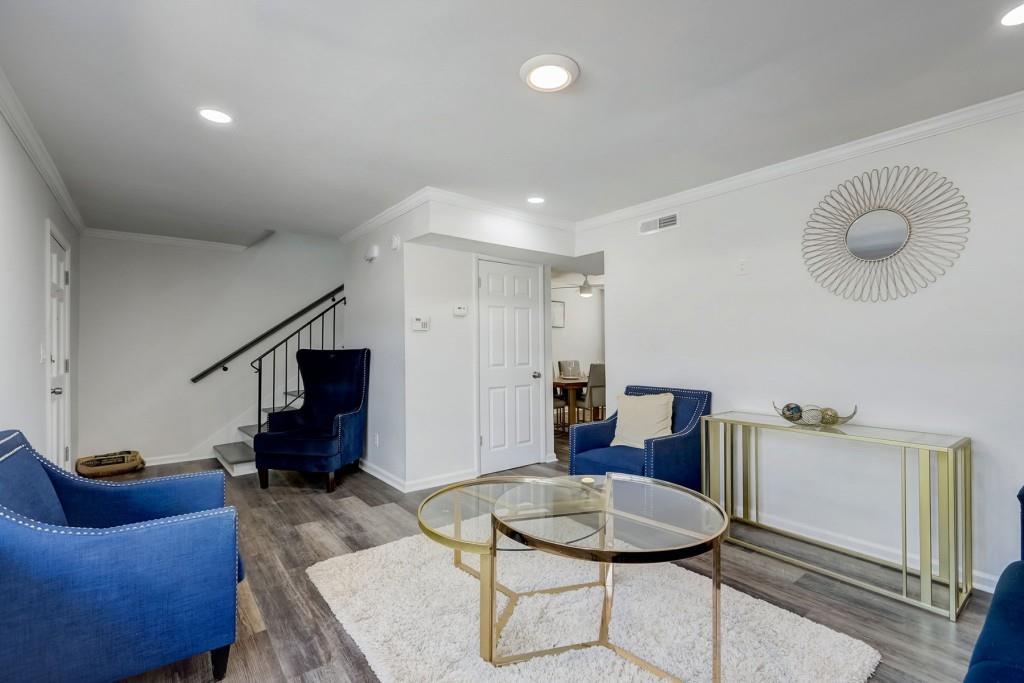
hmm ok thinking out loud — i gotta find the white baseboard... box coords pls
[404,467,480,493]
[358,459,407,493]
[358,460,480,493]
[757,511,998,593]
[145,451,213,466]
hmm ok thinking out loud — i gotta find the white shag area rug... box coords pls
[308,533,879,682]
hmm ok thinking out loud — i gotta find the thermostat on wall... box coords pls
[453,305,468,318]
[411,316,430,332]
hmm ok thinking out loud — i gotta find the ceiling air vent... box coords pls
[639,213,678,235]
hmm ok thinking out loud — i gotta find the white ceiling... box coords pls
[1,1,1023,243]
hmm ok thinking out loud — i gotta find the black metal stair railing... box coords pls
[190,284,345,383]
[249,295,346,434]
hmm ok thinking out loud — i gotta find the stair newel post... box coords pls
[271,347,276,415]
[332,306,337,349]
[320,313,324,349]
[256,358,263,434]
[284,337,288,403]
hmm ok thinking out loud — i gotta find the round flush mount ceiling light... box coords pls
[520,54,580,92]
[527,196,545,204]
[1002,2,1024,25]
[198,108,233,124]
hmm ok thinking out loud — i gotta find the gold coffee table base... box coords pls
[418,475,726,683]
[457,551,700,681]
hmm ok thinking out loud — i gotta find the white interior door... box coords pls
[47,232,71,469]
[478,259,544,474]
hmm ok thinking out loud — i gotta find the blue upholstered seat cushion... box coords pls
[0,437,67,526]
[572,445,645,476]
[967,561,1024,682]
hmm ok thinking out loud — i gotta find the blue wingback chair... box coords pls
[569,385,711,490]
[964,487,1024,682]
[254,348,370,492]
[0,429,240,683]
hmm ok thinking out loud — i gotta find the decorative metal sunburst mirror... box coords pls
[803,166,970,302]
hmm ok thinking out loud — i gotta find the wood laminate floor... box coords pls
[122,458,989,683]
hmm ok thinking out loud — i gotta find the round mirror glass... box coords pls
[845,209,909,261]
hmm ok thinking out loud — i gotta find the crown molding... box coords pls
[341,186,575,243]
[425,187,576,232]
[341,187,435,243]
[576,89,1024,232]
[82,228,248,252]
[0,65,87,233]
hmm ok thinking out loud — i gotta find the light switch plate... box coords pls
[411,316,430,332]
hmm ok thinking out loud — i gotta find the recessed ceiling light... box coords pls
[520,54,580,93]
[527,196,545,204]
[1002,2,1024,25]
[198,108,233,124]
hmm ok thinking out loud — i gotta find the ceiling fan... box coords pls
[552,275,604,298]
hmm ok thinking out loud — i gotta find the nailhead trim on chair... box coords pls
[1,430,240,626]
[7,430,225,490]
[641,390,708,478]
[568,414,618,475]
[0,501,236,535]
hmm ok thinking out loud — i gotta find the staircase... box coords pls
[189,285,345,476]
[212,392,303,476]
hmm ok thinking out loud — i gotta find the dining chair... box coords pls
[580,363,606,422]
[558,360,581,378]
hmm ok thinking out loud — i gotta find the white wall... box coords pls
[342,204,429,488]
[551,276,604,373]
[0,111,78,455]
[344,198,564,490]
[78,231,346,461]
[403,242,477,489]
[578,110,1024,590]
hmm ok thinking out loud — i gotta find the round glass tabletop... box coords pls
[417,476,543,554]
[493,473,727,563]
[418,473,728,562]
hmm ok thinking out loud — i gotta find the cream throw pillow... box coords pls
[610,393,674,448]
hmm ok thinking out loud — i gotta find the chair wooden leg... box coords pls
[326,470,337,493]
[258,468,269,489]
[211,644,231,681]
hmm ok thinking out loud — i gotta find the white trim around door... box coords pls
[475,257,549,474]
[46,219,72,469]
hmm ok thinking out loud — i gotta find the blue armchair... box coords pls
[964,487,1024,682]
[0,429,240,683]
[569,385,711,490]
[254,348,370,492]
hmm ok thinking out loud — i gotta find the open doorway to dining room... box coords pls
[549,262,605,463]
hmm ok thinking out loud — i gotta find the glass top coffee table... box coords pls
[417,473,729,681]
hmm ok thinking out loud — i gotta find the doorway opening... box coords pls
[47,221,71,469]
[550,267,605,463]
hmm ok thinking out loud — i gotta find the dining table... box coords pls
[552,375,589,425]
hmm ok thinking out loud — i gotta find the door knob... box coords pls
[532,371,542,379]
[51,387,63,395]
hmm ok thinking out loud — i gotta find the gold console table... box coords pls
[701,411,972,620]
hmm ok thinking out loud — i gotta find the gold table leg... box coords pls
[480,522,498,662]
[918,448,932,606]
[741,425,751,521]
[708,421,721,502]
[712,537,722,683]
[938,450,950,583]
[944,448,958,620]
